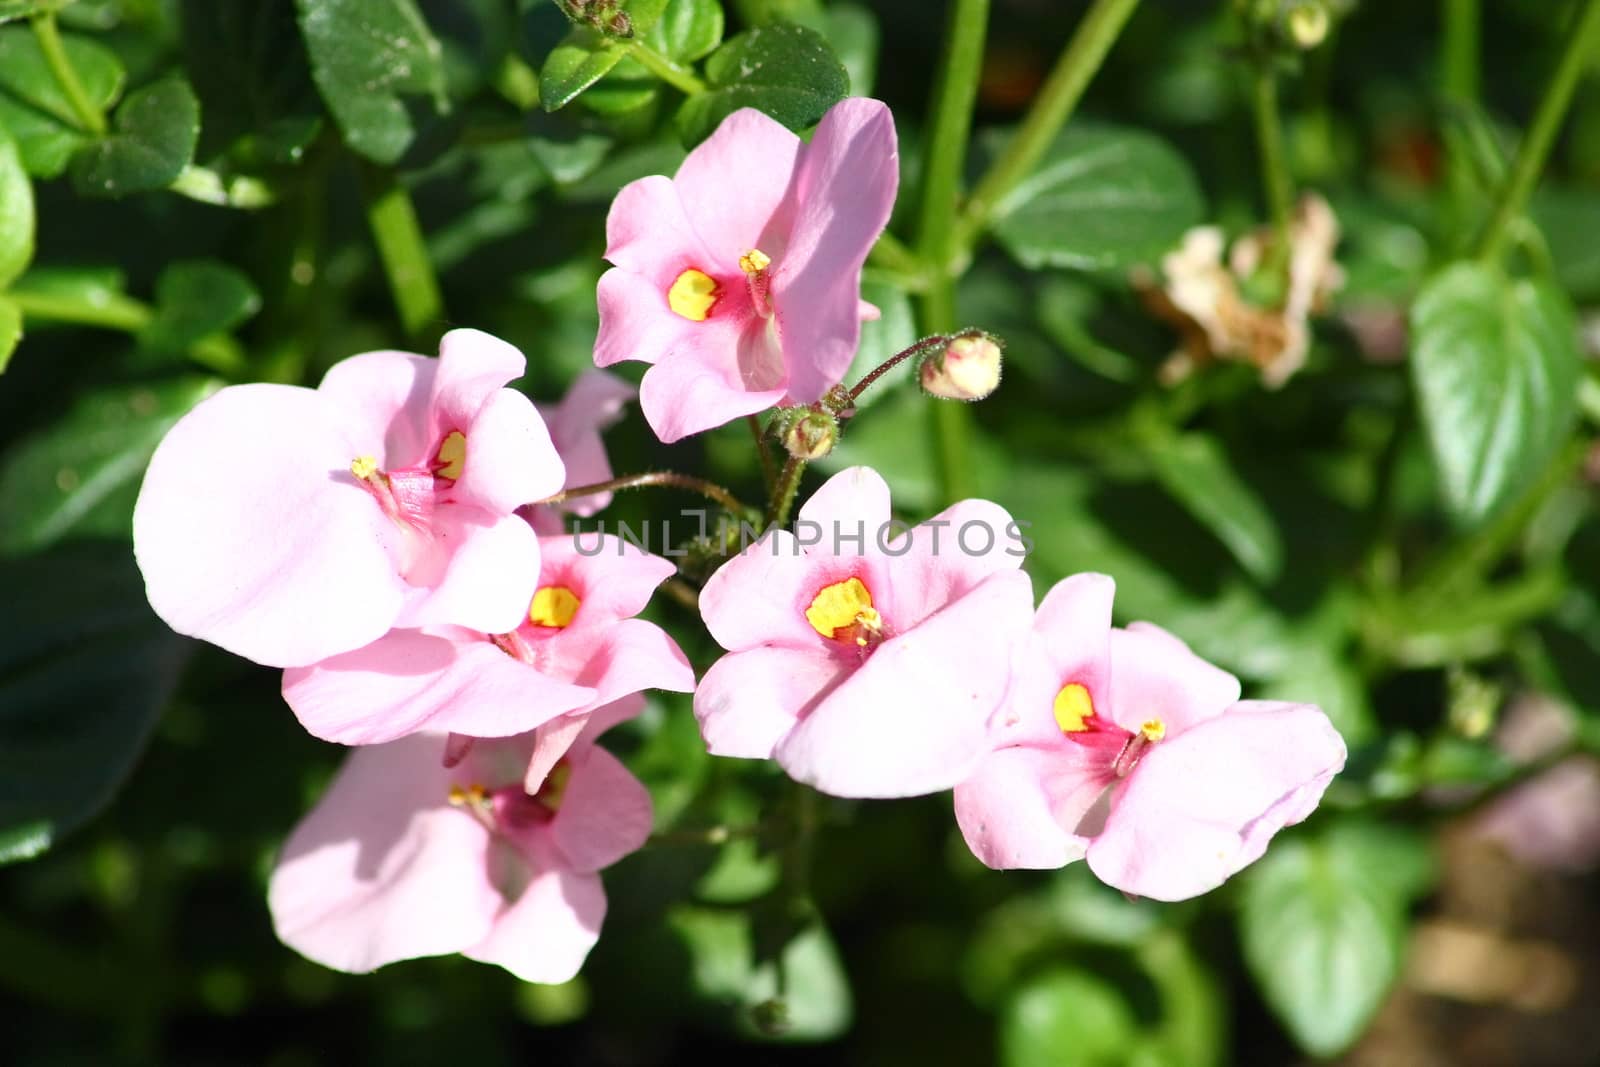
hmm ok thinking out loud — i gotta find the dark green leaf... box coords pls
[1147,431,1284,583]
[0,541,191,864]
[0,25,123,177]
[180,0,321,165]
[296,0,446,164]
[1240,822,1434,1057]
[675,22,848,145]
[580,54,659,117]
[796,2,876,96]
[989,124,1205,271]
[0,377,222,554]
[70,75,200,197]
[539,30,627,111]
[1409,262,1580,524]
[0,0,71,25]
[139,260,261,354]
[644,0,723,62]
[0,127,34,287]
[1531,185,1600,303]
[0,295,18,372]
[1000,968,1139,1067]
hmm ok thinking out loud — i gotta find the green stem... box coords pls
[629,41,706,95]
[956,0,1142,251]
[748,414,776,493]
[8,288,246,375]
[916,0,991,504]
[358,163,444,341]
[766,456,807,529]
[866,229,926,287]
[1474,0,1600,262]
[1441,0,1480,102]
[1252,60,1295,276]
[541,470,750,516]
[30,12,105,136]
[847,332,951,402]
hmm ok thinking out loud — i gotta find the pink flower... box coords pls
[529,369,637,534]
[283,532,694,747]
[594,97,899,443]
[694,466,1034,798]
[133,329,564,668]
[954,574,1346,900]
[268,699,650,983]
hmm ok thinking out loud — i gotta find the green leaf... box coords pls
[0,25,123,177]
[1000,967,1139,1067]
[296,0,446,164]
[139,260,261,354]
[0,377,222,554]
[540,29,627,111]
[796,2,876,96]
[669,907,852,1041]
[0,128,34,287]
[1409,262,1580,524]
[0,295,19,373]
[1147,431,1284,583]
[675,22,848,145]
[69,75,200,197]
[1239,822,1434,1057]
[989,124,1205,271]
[0,1,71,25]
[0,542,191,864]
[1530,184,1600,303]
[644,0,723,62]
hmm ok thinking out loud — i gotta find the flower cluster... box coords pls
[132,97,1345,988]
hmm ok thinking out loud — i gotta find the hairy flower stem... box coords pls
[1473,0,1600,263]
[766,455,807,530]
[1252,60,1296,285]
[539,471,750,516]
[358,162,444,342]
[847,333,953,402]
[748,414,776,493]
[31,12,105,136]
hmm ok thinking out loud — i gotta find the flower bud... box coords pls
[1283,1,1329,49]
[775,408,838,461]
[919,330,1003,401]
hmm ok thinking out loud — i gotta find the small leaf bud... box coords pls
[919,330,1003,401]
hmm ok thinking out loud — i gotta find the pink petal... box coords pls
[954,745,1096,869]
[282,628,596,745]
[1087,700,1347,900]
[635,317,788,442]
[396,511,542,635]
[524,712,592,793]
[775,569,1035,798]
[990,572,1117,747]
[796,464,892,535]
[315,350,433,466]
[1104,622,1240,737]
[464,866,607,984]
[542,370,636,515]
[428,328,529,432]
[595,267,688,369]
[673,107,800,267]
[604,173,715,278]
[699,530,849,653]
[562,618,696,706]
[551,745,654,872]
[878,498,1027,628]
[452,387,565,516]
[133,384,405,668]
[694,644,851,759]
[268,734,502,973]
[772,99,899,402]
[578,693,647,743]
[541,534,676,625]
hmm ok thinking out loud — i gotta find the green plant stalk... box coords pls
[915,0,990,504]
[30,12,105,136]
[748,414,776,492]
[629,41,706,94]
[1252,61,1295,276]
[956,0,1142,251]
[1474,0,1600,262]
[8,289,247,375]
[1441,0,1480,102]
[539,470,750,516]
[766,455,807,529]
[865,229,925,283]
[358,164,445,340]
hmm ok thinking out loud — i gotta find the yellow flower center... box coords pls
[1053,683,1094,733]
[1140,719,1166,742]
[434,430,466,480]
[528,586,581,628]
[350,455,380,481]
[805,577,883,646]
[668,268,719,321]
